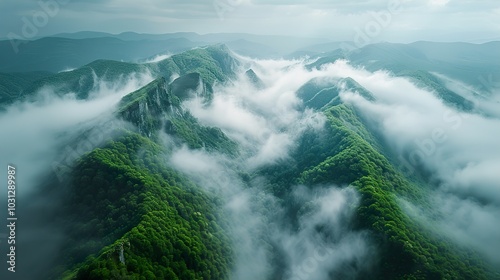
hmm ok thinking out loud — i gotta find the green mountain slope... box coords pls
[306,41,500,104]
[297,76,375,110]
[10,45,241,279]
[0,71,52,106]
[0,44,238,108]
[8,44,498,280]
[251,97,494,279]
[396,70,475,112]
[118,75,237,154]
[300,105,491,279]
[58,133,233,280]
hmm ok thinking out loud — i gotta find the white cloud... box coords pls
[185,57,325,168]
[0,71,153,194]
[143,53,171,63]
[169,142,374,280]
[0,70,153,279]
[174,55,500,269]
[337,61,500,264]
[280,186,376,280]
[167,58,379,279]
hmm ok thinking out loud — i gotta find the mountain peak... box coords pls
[118,77,174,136]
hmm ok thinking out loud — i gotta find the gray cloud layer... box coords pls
[2,0,499,42]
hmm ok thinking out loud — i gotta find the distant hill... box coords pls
[51,31,330,56]
[308,41,500,92]
[0,32,333,73]
[0,37,201,73]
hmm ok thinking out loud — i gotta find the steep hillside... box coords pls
[0,44,238,108]
[254,85,494,279]
[42,47,241,276]
[0,71,52,107]
[3,44,498,280]
[117,75,237,154]
[299,105,490,279]
[57,133,233,280]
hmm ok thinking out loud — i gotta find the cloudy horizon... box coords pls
[1,0,500,43]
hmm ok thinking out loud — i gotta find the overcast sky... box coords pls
[1,0,499,42]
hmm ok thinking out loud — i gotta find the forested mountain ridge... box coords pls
[36,45,241,279]
[1,42,499,279]
[0,44,237,109]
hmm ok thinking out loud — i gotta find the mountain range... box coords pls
[0,33,499,279]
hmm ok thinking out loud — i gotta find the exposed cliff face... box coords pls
[117,71,214,137]
[118,77,178,137]
[116,45,239,138]
[296,77,375,110]
[117,73,237,154]
[170,72,208,100]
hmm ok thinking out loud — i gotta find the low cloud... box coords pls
[169,146,275,279]
[278,186,376,280]
[0,70,153,279]
[0,71,153,193]
[169,59,376,280]
[337,62,500,265]
[185,57,325,168]
[3,49,496,279]
[143,53,172,63]
[169,145,375,280]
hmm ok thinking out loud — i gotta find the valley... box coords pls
[0,37,499,280]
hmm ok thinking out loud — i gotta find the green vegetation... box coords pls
[0,71,53,107]
[7,45,237,103]
[165,45,237,86]
[296,77,374,110]
[0,36,198,73]
[118,77,176,137]
[118,75,237,155]
[169,72,204,100]
[294,104,490,279]
[23,60,148,99]
[254,101,493,279]
[244,69,265,89]
[59,132,233,279]
[166,113,238,155]
[304,49,346,70]
[397,70,475,112]
[341,77,376,101]
[11,44,496,279]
